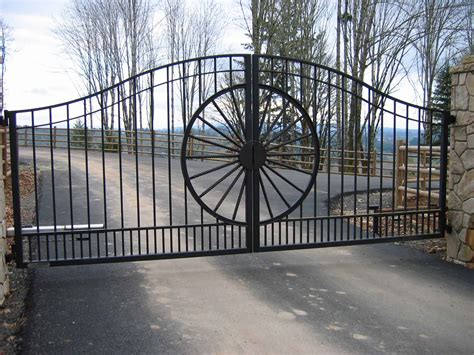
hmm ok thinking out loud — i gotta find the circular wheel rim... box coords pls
[181,84,320,226]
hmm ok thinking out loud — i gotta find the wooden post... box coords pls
[394,140,406,209]
[0,128,6,182]
[371,150,377,176]
[53,126,57,148]
[189,136,194,156]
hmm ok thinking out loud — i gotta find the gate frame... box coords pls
[4,54,451,268]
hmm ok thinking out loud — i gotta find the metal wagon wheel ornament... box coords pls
[181,84,320,225]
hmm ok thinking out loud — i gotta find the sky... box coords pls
[1,0,424,117]
[1,0,248,112]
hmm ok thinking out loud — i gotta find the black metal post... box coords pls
[244,54,254,252]
[251,55,261,252]
[6,111,25,267]
[438,111,451,236]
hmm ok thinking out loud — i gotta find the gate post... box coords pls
[6,111,24,267]
[447,55,474,268]
[0,115,9,304]
[244,54,260,252]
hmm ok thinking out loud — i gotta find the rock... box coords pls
[457,169,474,200]
[462,198,474,214]
[451,151,464,174]
[463,213,473,228]
[468,124,474,135]
[454,86,469,111]
[468,133,474,149]
[466,229,474,247]
[452,173,463,185]
[457,244,474,262]
[446,233,461,259]
[451,72,459,86]
[448,210,464,232]
[466,73,474,95]
[452,125,467,142]
[461,149,474,170]
[454,141,467,156]
[448,192,463,211]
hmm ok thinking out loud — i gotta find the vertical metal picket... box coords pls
[251,55,261,252]
[244,54,254,251]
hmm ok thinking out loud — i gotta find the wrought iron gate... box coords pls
[4,54,449,267]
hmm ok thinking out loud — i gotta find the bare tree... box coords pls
[240,0,334,149]
[412,0,466,110]
[56,0,159,133]
[0,18,12,116]
[164,0,225,128]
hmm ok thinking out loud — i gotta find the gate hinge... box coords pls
[445,114,456,125]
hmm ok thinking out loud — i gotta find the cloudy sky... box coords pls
[2,0,248,111]
[2,0,426,115]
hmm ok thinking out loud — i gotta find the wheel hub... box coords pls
[239,141,267,170]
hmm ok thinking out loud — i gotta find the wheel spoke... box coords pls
[267,133,313,152]
[197,115,241,148]
[260,100,290,142]
[229,90,246,137]
[189,160,239,180]
[199,164,241,198]
[186,154,239,160]
[232,175,246,220]
[188,134,240,152]
[214,168,244,212]
[258,93,272,135]
[261,166,290,208]
[212,100,245,144]
[264,115,304,147]
[259,174,273,218]
[266,158,312,175]
[263,163,304,193]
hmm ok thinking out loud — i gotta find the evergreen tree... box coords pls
[428,62,451,144]
[431,62,451,113]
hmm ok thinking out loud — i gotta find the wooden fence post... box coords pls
[395,140,405,209]
[371,150,377,176]
[53,126,57,148]
[0,128,6,183]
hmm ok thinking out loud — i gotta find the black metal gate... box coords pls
[4,54,449,267]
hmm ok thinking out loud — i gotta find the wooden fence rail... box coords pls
[16,126,403,178]
[395,140,447,209]
[6,128,451,208]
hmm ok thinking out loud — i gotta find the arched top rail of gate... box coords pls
[7,54,446,120]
